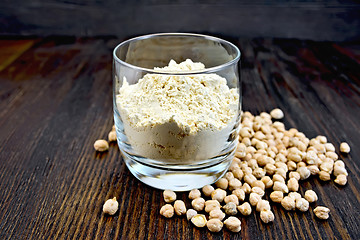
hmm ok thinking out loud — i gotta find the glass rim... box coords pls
[113,32,241,75]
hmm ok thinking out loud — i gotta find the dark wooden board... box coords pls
[0,37,359,239]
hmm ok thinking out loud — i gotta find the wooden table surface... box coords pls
[0,36,359,240]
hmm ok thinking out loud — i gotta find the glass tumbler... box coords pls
[113,33,241,191]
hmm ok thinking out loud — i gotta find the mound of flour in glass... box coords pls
[116,59,239,162]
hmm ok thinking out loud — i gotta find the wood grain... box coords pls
[0,37,359,239]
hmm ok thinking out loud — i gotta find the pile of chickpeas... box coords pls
[158,108,350,233]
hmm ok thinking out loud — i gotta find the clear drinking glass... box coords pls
[113,33,241,191]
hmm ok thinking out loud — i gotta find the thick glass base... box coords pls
[121,151,233,192]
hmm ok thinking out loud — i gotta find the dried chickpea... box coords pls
[253,168,266,179]
[232,168,244,180]
[163,190,176,203]
[334,174,347,186]
[191,197,205,211]
[174,200,186,216]
[223,202,238,215]
[224,194,239,205]
[261,176,273,189]
[207,219,223,232]
[270,191,283,203]
[273,174,285,183]
[205,200,221,213]
[295,198,309,212]
[251,180,266,191]
[287,178,299,192]
[340,142,350,153]
[244,174,257,186]
[273,181,289,193]
[238,202,252,216]
[215,178,229,190]
[188,189,201,200]
[229,178,242,190]
[334,160,345,168]
[333,166,348,176]
[241,183,252,194]
[251,187,265,197]
[304,190,318,203]
[256,199,271,212]
[313,206,330,219]
[270,108,284,119]
[232,189,245,202]
[249,193,261,206]
[264,163,277,175]
[319,171,331,181]
[224,216,241,232]
[289,171,300,181]
[225,172,235,181]
[103,197,118,215]
[191,214,207,227]
[308,165,320,175]
[288,192,301,201]
[211,188,227,202]
[260,210,275,223]
[108,131,117,142]
[186,209,197,221]
[94,139,109,152]
[297,166,311,180]
[281,196,295,211]
[160,204,174,218]
[209,208,226,220]
[202,185,214,197]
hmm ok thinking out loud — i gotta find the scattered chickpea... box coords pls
[229,178,242,190]
[188,189,201,200]
[251,186,265,197]
[186,209,197,221]
[160,204,174,218]
[163,190,177,203]
[334,174,347,186]
[94,139,109,152]
[224,194,239,205]
[261,176,273,189]
[308,165,320,175]
[270,108,284,119]
[333,166,348,177]
[108,131,117,142]
[241,183,252,194]
[287,178,299,192]
[215,178,229,190]
[223,202,238,215]
[191,214,207,227]
[260,210,275,223]
[225,172,235,181]
[224,217,241,232]
[174,200,187,216]
[273,174,285,183]
[318,171,331,181]
[233,189,245,202]
[289,171,300,181]
[251,180,266,190]
[340,142,350,153]
[207,219,224,232]
[295,198,309,212]
[238,202,252,216]
[273,181,289,193]
[202,185,214,197]
[256,199,271,212]
[205,200,221,213]
[288,192,301,201]
[297,166,311,180]
[281,196,295,211]
[270,191,283,203]
[304,190,318,203]
[102,197,119,215]
[211,188,227,202]
[249,193,261,206]
[191,198,205,211]
[313,206,330,220]
[209,208,226,220]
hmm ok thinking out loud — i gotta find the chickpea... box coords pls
[229,178,242,190]
[270,108,284,119]
[207,219,223,232]
[209,208,226,220]
[232,168,244,180]
[233,189,246,202]
[191,197,205,211]
[223,202,238,216]
[103,197,119,215]
[308,165,320,175]
[224,194,239,205]
[340,142,350,153]
[273,181,289,193]
[333,166,348,177]
[191,214,207,227]
[249,193,261,206]
[108,131,117,142]
[288,192,301,201]
[295,198,309,212]
[260,210,275,223]
[270,191,283,203]
[261,176,274,189]
[319,171,331,181]
[287,178,299,192]
[297,166,311,180]
[211,188,227,202]
[215,178,229,190]
[334,174,347,186]
[163,190,177,203]
[238,202,252,216]
[94,139,109,152]
[224,216,242,232]
[202,185,214,197]
[160,204,174,218]
[251,187,265,197]
[313,206,330,220]
[289,171,300,181]
[188,189,201,200]
[174,200,186,216]
[304,190,318,203]
[205,200,221,213]
[281,196,295,211]
[186,209,197,221]
[256,199,271,212]
[273,174,285,183]
[225,172,235,181]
